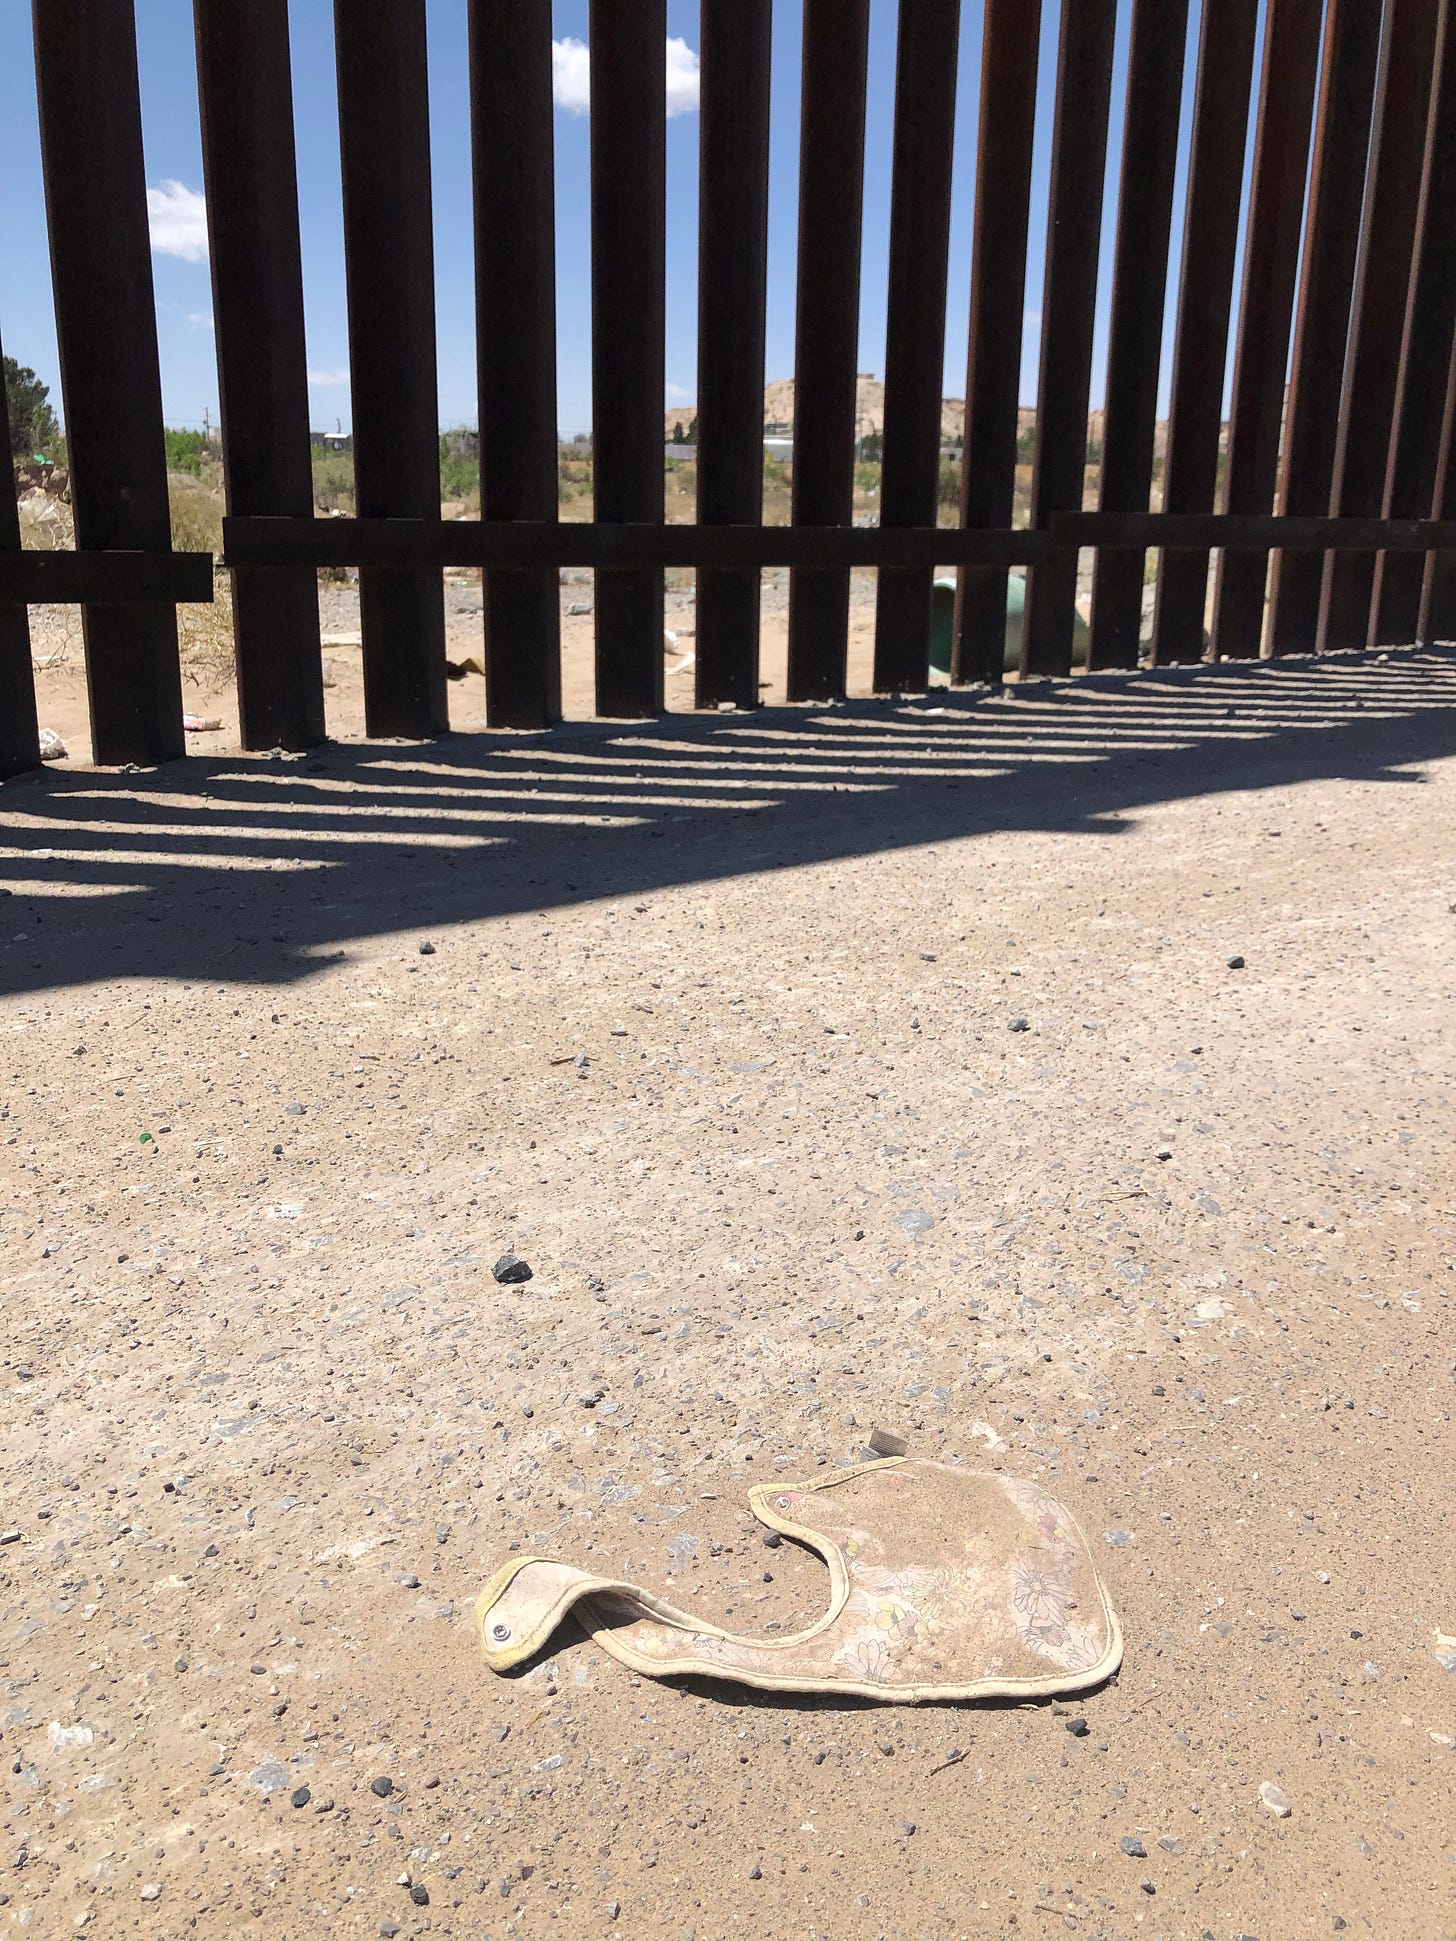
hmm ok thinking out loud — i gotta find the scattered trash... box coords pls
[566,601,592,617]
[477,1460,1121,1703]
[182,714,223,733]
[867,1426,910,1458]
[1259,1780,1292,1818]
[37,727,66,761]
[492,1251,533,1285]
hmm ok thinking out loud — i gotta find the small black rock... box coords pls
[1009,1016,1030,1032]
[410,1884,430,1907]
[370,1775,394,1799]
[418,942,435,956]
[1226,954,1245,969]
[748,1864,762,1881]
[1120,1836,1147,1859]
[492,1251,533,1285]
[290,1786,310,1809]
[1065,1717,1089,1737]
[763,1530,781,1549]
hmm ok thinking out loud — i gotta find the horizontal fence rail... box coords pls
[4,0,1456,782]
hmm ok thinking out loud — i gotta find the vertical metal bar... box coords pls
[872,0,961,695]
[590,0,666,719]
[951,0,1042,686]
[1372,0,1456,644]
[0,323,40,780]
[1208,0,1324,661]
[195,0,324,753]
[32,0,184,767]
[1150,0,1260,666]
[1022,0,1117,678]
[1420,334,1456,641]
[1087,0,1192,671]
[1318,0,1442,652]
[786,0,871,702]
[470,0,561,729]
[1267,0,1384,655]
[335,0,447,739]
[695,0,773,711]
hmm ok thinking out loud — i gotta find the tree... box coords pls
[4,358,60,459]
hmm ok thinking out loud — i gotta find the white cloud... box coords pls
[664,36,700,117]
[551,35,700,117]
[147,180,209,262]
[552,36,591,113]
[307,368,350,387]
[186,311,214,332]
[665,381,694,404]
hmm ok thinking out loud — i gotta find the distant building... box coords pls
[310,429,353,454]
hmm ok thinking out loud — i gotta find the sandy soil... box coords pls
[22,570,898,761]
[2,645,1455,1940]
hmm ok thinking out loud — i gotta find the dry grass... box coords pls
[177,570,236,687]
[17,495,72,551]
[167,474,224,556]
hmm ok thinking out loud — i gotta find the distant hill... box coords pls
[666,381,1150,452]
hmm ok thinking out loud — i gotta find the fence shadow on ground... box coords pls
[2,649,1454,998]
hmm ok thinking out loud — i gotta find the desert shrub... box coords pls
[168,477,224,555]
[311,449,355,513]
[164,428,207,477]
[439,437,480,502]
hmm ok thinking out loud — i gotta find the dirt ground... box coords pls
[2,639,1455,1941]
[22,570,901,758]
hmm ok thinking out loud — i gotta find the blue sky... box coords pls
[0,1,1258,439]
